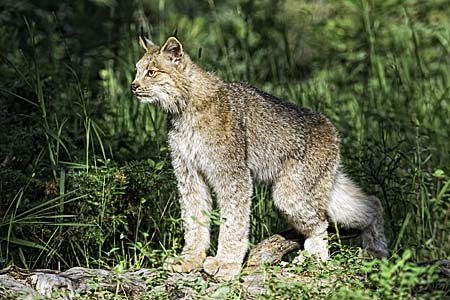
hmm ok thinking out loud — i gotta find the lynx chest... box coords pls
[167,114,219,173]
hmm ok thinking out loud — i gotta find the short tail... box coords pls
[327,171,389,258]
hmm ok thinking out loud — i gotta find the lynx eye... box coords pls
[146,69,159,77]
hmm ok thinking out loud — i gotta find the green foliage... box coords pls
[27,158,179,269]
[362,250,441,299]
[254,248,447,300]
[0,0,449,297]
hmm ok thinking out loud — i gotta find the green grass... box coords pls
[0,0,449,298]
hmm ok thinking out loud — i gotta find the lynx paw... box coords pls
[203,256,241,280]
[304,236,329,260]
[164,255,204,273]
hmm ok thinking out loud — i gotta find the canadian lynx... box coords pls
[131,35,388,280]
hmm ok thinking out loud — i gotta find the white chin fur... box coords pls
[137,95,158,104]
[137,86,170,104]
[136,93,180,114]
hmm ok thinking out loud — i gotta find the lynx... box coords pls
[131,35,388,280]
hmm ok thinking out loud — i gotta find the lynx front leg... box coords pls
[165,157,212,273]
[203,171,253,280]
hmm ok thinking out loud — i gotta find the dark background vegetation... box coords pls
[0,0,449,297]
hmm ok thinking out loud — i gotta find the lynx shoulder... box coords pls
[132,36,388,280]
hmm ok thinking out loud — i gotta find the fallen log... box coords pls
[0,229,448,299]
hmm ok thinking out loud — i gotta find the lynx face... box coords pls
[131,36,190,114]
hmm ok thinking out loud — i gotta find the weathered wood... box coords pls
[245,227,361,269]
[245,229,304,269]
[0,273,41,300]
[0,229,305,299]
[0,229,448,299]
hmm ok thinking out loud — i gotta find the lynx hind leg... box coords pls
[327,172,389,258]
[361,196,389,258]
[272,160,335,261]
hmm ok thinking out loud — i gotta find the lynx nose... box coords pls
[130,82,140,93]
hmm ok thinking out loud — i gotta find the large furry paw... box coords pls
[203,256,241,280]
[304,237,329,260]
[163,255,204,273]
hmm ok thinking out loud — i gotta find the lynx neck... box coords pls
[190,64,223,100]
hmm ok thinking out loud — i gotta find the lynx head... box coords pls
[131,36,190,114]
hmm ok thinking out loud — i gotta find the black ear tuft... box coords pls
[139,26,148,49]
[138,30,158,53]
[140,26,145,39]
[198,47,202,59]
[172,28,178,38]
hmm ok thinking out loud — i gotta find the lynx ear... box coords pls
[139,35,158,53]
[161,37,184,63]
